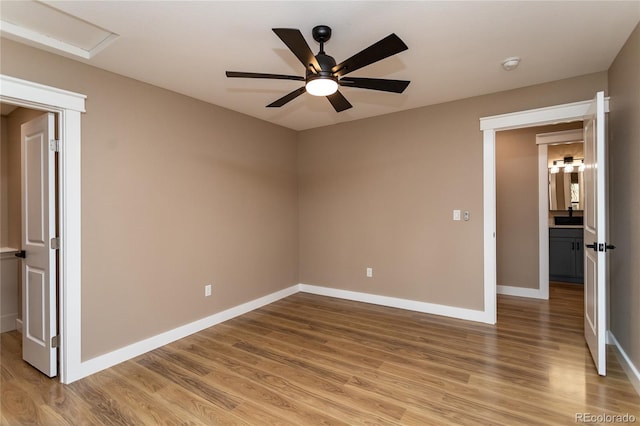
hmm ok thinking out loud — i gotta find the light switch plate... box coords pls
[453,210,461,221]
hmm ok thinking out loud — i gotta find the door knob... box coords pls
[14,250,26,258]
[586,243,597,252]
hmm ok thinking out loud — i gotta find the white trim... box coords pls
[299,284,492,324]
[480,98,608,132]
[608,331,640,397]
[79,285,300,379]
[1,74,85,384]
[16,318,23,334]
[58,109,83,384]
[483,129,497,324]
[74,282,500,381]
[536,129,583,146]
[74,282,500,380]
[538,144,550,300]
[497,285,547,300]
[0,75,86,112]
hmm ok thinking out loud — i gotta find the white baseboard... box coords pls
[299,284,492,324]
[1,313,18,333]
[78,285,300,380]
[607,331,640,397]
[497,285,548,300]
[15,318,22,333]
[76,282,495,382]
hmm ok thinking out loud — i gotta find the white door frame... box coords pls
[535,128,584,300]
[0,74,85,384]
[480,98,608,324]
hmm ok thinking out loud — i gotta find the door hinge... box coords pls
[51,335,58,348]
[49,139,60,152]
[50,237,61,250]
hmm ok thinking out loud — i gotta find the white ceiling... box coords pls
[2,1,639,131]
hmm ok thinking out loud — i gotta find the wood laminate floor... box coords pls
[1,283,639,425]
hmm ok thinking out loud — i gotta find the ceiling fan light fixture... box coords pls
[306,75,338,96]
[226,26,409,111]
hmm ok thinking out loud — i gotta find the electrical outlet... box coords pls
[366,267,373,278]
[464,211,470,221]
[205,284,212,297]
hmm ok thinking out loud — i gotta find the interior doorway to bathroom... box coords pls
[495,123,583,300]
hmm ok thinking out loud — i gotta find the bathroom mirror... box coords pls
[549,170,583,211]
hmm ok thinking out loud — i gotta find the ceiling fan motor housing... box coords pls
[308,52,337,78]
[312,25,332,43]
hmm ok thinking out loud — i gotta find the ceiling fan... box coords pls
[226,25,410,112]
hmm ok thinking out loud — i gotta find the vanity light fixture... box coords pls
[549,156,584,174]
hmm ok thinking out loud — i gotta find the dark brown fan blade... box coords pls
[226,71,304,81]
[272,28,321,72]
[332,33,408,77]
[339,77,410,93]
[266,87,307,108]
[326,91,352,112]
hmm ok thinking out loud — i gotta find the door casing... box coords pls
[480,97,609,325]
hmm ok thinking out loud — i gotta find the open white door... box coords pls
[21,112,58,377]
[583,91,609,376]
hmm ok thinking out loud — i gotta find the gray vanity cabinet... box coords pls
[549,227,584,283]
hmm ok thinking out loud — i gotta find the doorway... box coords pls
[1,104,61,377]
[0,105,56,327]
[0,74,85,383]
[479,96,609,325]
[538,129,586,293]
[481,93,609,376]
[494,124,583,301]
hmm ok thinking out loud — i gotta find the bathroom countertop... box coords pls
[0,247,20,259]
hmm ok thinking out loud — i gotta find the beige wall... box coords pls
[298,73,607,310]
[0,34,621,364]
[608,23,640,376]
[0,39,299,360]
[495,123,582,290]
